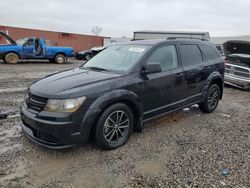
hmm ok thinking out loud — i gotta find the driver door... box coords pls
[23,38,35,58]
[138,44,185,120]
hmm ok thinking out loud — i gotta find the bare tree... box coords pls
[91,26,102,36]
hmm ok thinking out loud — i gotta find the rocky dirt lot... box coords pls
[0,60,249,188]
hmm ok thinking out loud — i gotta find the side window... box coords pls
[200,45,221,60]
[24,38,34,46]
[146,45,178,71]
[179,44,203,66]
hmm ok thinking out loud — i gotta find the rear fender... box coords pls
[201,71,224,102]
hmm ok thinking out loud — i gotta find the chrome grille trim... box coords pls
[225,63,250,79]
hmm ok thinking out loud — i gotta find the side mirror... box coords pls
[141,63,162,75]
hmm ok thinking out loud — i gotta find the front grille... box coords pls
[225,63,250,79]
[25,93,47,113]
[235,67,249,73]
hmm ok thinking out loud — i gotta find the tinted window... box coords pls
[180,44,203,66]
[201,45,221,60]
[146,45,178,71]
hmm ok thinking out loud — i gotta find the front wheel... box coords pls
[199,84,221,113]
[55,54,66,64]
[94,103,134,150]
[5,53,19,64]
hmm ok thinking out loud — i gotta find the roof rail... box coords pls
[167,37,209,41]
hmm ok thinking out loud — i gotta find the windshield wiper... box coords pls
[86,66,109,71]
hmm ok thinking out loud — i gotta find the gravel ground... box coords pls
[0,60,249,188]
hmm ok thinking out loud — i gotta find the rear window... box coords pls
[200,45,221,60]
[179,44,203,66]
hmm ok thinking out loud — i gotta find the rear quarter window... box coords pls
[200,45,221,60]
[179,44,203,66]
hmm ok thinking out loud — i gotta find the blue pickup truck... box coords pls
[0,31,74,64]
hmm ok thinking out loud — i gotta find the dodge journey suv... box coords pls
[20,39,224,149]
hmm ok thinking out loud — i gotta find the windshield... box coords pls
[83,45,151,73]
[16,38,29,46]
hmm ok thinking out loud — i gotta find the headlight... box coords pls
[78,51,84,54]
[44,97,86,112]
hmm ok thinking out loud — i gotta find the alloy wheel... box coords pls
[208,87,219,109]
[103,110,129,144]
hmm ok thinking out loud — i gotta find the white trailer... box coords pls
[133,30,210,41]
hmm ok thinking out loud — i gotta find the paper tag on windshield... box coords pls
[128,47,145,53]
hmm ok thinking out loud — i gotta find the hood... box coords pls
[90,46,106,51]
[77,50,90,54]
[224,40,250,68]
[0,31,16,45]
[224,40,250,56]
[30,67,121,98]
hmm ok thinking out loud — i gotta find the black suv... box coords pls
[20,39,224,149]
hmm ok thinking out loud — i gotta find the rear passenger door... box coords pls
[178,43,206,101]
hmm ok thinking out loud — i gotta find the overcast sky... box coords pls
[0,0,250,38]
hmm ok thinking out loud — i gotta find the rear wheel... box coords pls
[94,103,134,150]
[55,54,66,64]
[199,84,220,113]
[5,53,19,64]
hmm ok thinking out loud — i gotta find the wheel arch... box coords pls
[54,52,66,59]
[81,90,143,142]
[201,71,224,102]
[4,51,21,59]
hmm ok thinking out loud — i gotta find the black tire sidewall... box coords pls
[203,84,220,113]
[95,103,134,150]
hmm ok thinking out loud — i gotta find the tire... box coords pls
[84,54,91,61]
[94,103,134,150]
[199,84,221,113]
[54,54,66,64]
[5,53,19,64]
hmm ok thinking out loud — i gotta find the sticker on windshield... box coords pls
[128,47,145,53]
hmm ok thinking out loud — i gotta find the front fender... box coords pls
[89,89,142,112]
[80,89,143,140]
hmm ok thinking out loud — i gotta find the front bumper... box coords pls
[20,103,89,149]
[224,74,250,90]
